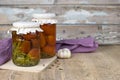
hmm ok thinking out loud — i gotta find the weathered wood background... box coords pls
[0,0,120,4]
[0,0,120,44]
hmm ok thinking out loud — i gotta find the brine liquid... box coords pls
[12,31,40,67]
[39,24,56,58]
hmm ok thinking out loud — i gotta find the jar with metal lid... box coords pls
[10,22,43,67]
[32,13,57,58]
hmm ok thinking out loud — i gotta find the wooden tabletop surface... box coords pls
[0,45,120,80]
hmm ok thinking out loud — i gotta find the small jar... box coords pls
[32,13,57,58]
[10,22,43,67]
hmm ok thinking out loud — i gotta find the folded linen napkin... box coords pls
[56,37,98,53]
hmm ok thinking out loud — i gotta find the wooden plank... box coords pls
[0,70,41,80]
[56,25,99,40]
[0,46,120,80]
[0,0,120,5]
[56,0,120,4]
[0,5,120,24]
[0,24,120,44]
[57,25,120,44]
[33,45,120,80]
[0,0,55,5]
[0,26,11,39]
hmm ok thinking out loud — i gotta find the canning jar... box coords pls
[10,22,43,67]
[32,13,57,58]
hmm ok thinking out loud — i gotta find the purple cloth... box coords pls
[0,38,12,65]
[56,37,98,53]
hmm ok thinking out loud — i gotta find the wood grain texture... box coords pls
[56,0,120,4]
[0,0,55,4]
[57,25,120,44]
[0,5,120,24]
[42,45,120,80]
[0,25,120,44]
[0,45,120,80]
[0,0,120,4]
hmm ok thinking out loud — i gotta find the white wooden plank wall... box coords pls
[0,0,120,4]
[0,0,55,4]
[0,5,120,24]
[0,0,120,44]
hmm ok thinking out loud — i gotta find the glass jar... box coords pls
[10,22,43,67]
[32,13,57,58]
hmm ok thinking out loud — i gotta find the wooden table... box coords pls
[0,45,120,80]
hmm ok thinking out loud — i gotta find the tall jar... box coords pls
[32,13,57,58]
[10,22,43,67]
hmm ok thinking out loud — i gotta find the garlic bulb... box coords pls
[57,48,71,59]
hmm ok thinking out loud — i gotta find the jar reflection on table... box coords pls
[32,13,57,58]
[11,22,42,67]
